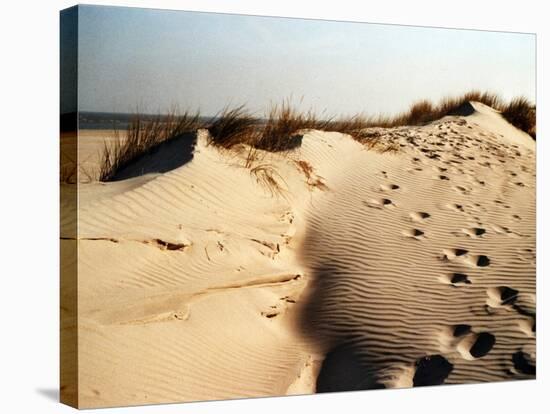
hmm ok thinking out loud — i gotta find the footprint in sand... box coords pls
[438,324,496,361]
[412,355,453,386]
[409,211,430,223]
[512,351,536,375]
[402,229,425,240]
[442,248,468,259]
[486,286,519,308]
[380,183,400,191]
[439,272,471,286]
[462,227,486,238]
[456,332,496,360]
[453,185,470,195]
[363,198,394,209]
[474,255,491,267]
[442,248,490,268]
[446,203,465,213]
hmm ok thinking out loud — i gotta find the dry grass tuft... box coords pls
[255,100,329,152]
[99,109,203,181]
[207,100,331,153]
[404,100,436,125]
[295,160,314,180]
[207,105,260,149]
[501,97,536,139]
[295,160,329,191]
[250,164,288,197]
[324,114,370,138]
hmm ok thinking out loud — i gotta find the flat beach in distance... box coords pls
[61,98,536,407]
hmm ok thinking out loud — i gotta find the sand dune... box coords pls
[299,103,535,389]
[64,102,535,407]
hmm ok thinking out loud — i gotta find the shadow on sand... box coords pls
[111,132,197,181]
[297,223,454,393]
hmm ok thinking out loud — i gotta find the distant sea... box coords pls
[78,112,217,130]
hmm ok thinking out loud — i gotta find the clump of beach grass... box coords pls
[255,100,330,152]
[207,105,260,149]
[501,97,536,139]
[99,109,204,181]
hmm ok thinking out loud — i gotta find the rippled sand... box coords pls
[61,101,535,408]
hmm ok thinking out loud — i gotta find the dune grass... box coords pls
[375,90,535,136]
[501,97,536,139]
[331,91,534,138]
[99,109,204,181]
[207,105,260,149]
[99,90,535,182]
[255,100,331,152]
[205,99,394,154]
[206,100,332,153]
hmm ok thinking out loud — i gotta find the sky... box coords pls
[74,5,536,117]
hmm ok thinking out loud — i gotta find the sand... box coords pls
[61,101,535,408]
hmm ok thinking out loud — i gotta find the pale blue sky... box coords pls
[76,5,536,117]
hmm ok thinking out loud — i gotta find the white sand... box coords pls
[62,102,535,407]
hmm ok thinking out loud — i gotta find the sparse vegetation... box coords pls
[99,90,535,183]
[368,90,534,136]
[314,90,532,135]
